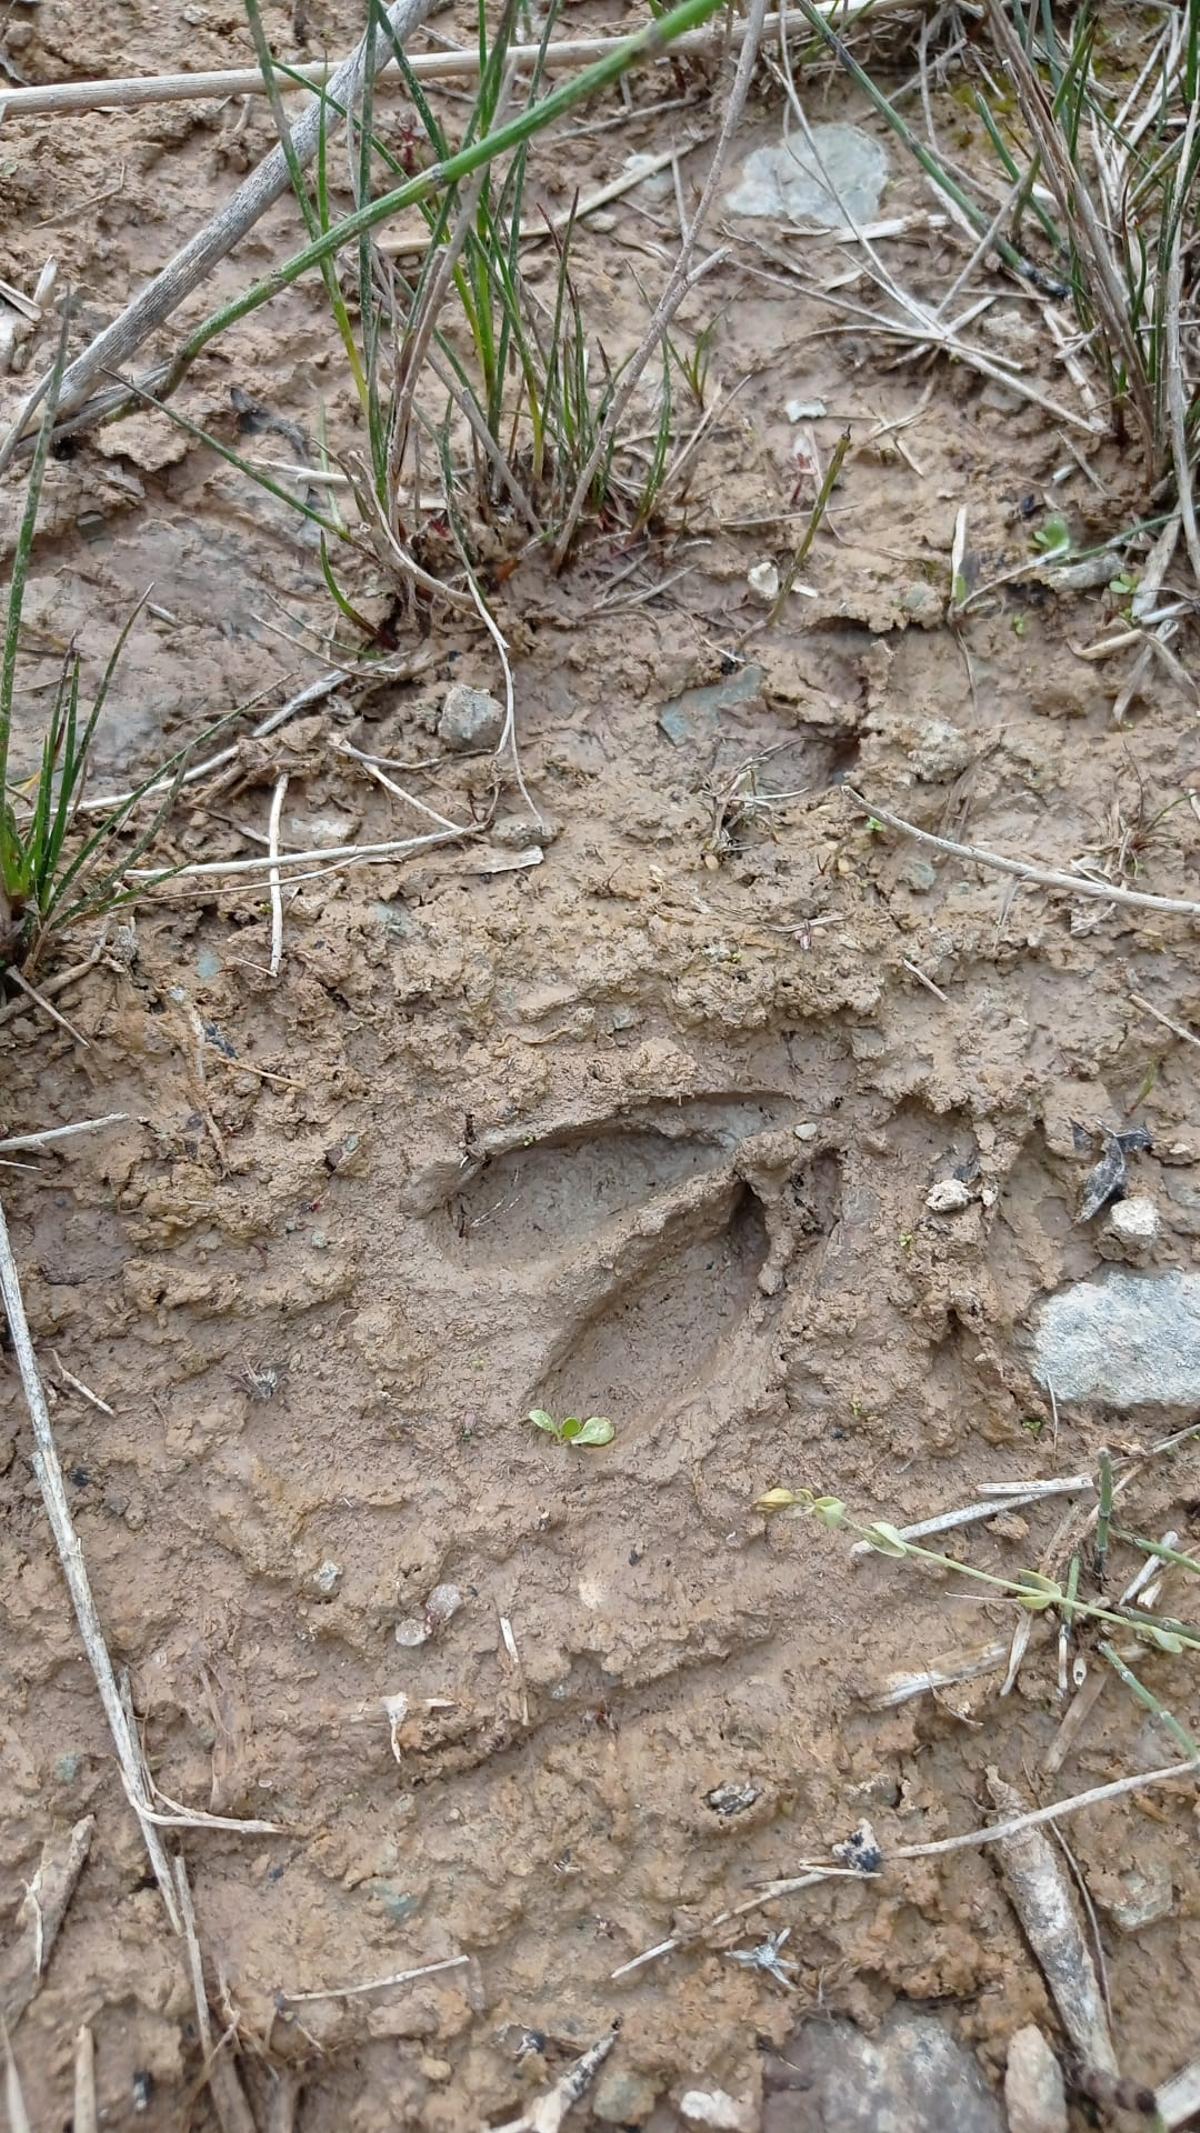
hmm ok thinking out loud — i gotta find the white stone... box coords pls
[1098,1194,1159,1264]
[679,2091,755,2131]
[926,1178,970,1214]
[748,560,780,604]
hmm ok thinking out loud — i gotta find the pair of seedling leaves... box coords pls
[526,1409,615,1448]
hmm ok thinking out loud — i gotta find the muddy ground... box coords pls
[2,1,1200,2127]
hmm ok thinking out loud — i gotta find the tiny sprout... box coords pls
[862,1520,908,1557]
[1015,1569,1063,1612]
[1032,513,1072,556]
[527,1408,615,1448]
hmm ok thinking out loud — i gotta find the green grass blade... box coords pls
[1,313,68,805]
[173,0,730,377]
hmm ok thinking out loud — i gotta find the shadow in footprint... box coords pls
[445,1129,722,1262]
[444,1099,793,1263]
[532,1184,769,1440]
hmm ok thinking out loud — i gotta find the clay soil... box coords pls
[2,2,1200,2127]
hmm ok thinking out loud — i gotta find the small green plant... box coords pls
[1031,513,1072,557]
[527,1408,615,1447]
[666,314,721,411]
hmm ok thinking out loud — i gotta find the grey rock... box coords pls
[658,664,765,748]
[491,813,559,850]
[908,715,972,781]
[438,682,504,752]
[1032,1269,1200,1407]
[1005,2027,1066,2133]
[926,1178,970,1214]
[763,2012,1003,2133]
[727,126,888,228]
[1100,1858,1174,1932]
[593,2065,661,2125]
[287,808,356,848]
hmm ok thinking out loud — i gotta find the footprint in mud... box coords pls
[532,1182,772,1443]
[442,1096,794,1261]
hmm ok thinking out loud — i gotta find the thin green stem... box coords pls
[1112,1528,1200,1579]
[1099,1641,1200,1758]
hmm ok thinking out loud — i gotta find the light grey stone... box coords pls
[927,1178,970,1213]
[727,126,888,229]
[593,2064,661,2124]
[1097,1194,1159,1264]
[438,682,504,752]
[748,560,780,604]
[764,2012,1003,2133]
[1032,1269,1200,1407]
[1101,1859,1174,1933]
[1004,2027,1067,2133]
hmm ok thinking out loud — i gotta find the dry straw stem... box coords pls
[848,1475,1092,1555]
[0,1815,94,2026]
[1130,991,1200,1051]
[987,1768,1117,2077]
[0,0,441,456]
[489,2029,616,2133]
[174,1855,258,2133]
[125,817,484,884]
[0,1192,182,1929]
[850,792,1200,919]
[1165,99,1200,586]
[1159,2052,1200,2130]
[0,1111,128,1154]
[2,2028,31,2133]
[865,1636,1012,1710]
[280,1953,469,2003]
[73,2028,96,2133]
[0,1,931,120]
[0,1201,284,1937]
[266,771,288,979]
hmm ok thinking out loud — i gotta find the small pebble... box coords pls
[312,1559,342,1597]
[926,1178,970,1214]
[747,560,779,604]
[438,682,504,753]
[395,1615,429,1648]
[425,1582,463,1629]
[1098,1193,1159,1265]
[1004,2026,1067,2133]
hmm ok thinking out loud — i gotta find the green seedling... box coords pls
[527,1408,615,1447]
[1031,513,1072,557]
